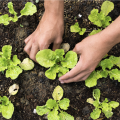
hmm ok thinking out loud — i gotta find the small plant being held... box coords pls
[70,22,86,35]
[0,96,14,119]
[87,89,119,119]
[88,1,114,35]
[36,49,78,80]
[0,2,37,25]
[36,86,74,120]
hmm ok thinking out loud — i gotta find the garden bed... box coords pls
[0,0,120,120]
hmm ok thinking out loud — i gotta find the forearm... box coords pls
[100,16,120,47]
[44,0,64,17]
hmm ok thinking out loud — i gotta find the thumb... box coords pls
[72,43,82,55]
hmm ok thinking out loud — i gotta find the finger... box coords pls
[59,61,82,81]
[39,42,50,50]
[24,40,32,55]
[29,43,39,62]
[59,71,91,84]
[52,38,62,51]
[24,35,31,44]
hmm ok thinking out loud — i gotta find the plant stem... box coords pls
[18,15,22,18]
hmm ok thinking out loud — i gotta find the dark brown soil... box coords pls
[0,0,120,120]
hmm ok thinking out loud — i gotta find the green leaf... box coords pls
[47,109,59,120]
[93,100,100,108]
[46,99,57,109]
[2,45,12,59]
[61,51,78,68]
[0,57,8,72]
[2,102,14,119]
[19,58,34,70]
[90,108,101,120]
[0,14,11,25]
[102,16,111,28]
[45,64,59,80]
[59,111,74,120]
[101,1,114,16]
[102,110,113,118]
[79,28,86,35]
[8,2,17,15]
[108,69,120,82]
[12,55,21,66]
[1,96,9,106]
[36,106,50,116]
[58,66,69,78]
[85,71,102,87]
[89,29,101,36]
[59,98,70,110]
[100,59,114,71]
[52,86,63,100]
[20,2,37,16]
[6,66,22,79]
[70,22,81,32]
[109,101,119,109]
[88,9,103,27]
[36,49,56,68]
[55,49,64,62]
[93,89,100,101]
[0,104,2,112]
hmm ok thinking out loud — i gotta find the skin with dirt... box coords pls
[0,0,120,120]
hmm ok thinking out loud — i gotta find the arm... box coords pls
[24,0,64,61]
[59,16,120,83]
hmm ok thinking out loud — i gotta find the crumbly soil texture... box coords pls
[0,0,120,120]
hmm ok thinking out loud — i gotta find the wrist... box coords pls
[44,0,64,17]
[100,16,120,46]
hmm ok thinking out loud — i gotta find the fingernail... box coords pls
[60,81,64,84]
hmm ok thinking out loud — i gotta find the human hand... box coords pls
[24,11,64,61]
[59,32,116,83]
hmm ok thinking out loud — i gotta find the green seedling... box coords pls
[0,45,34,79]
[85,55,120,87]
[36,49,78,80]
[70,22,86,35]
[0,2,37,25]
[0,96,14,119]
[88,1,114,35]
[36,86,74,120]
[87,89,119,119]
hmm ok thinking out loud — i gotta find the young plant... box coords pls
[87,89,119,119]
[85,55,120,87]
[0,45,34,79]
[0,2,37,25]
[36,49,78,80]
[70,22,86,35]
[0,45,22,79]
[88,1,114,35]
[36,86,74,120]
[0,96,14,119]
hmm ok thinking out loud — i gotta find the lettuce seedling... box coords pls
[70,22,86,35]
[0,2,37,25]
[36,86,74,120]
[87,89,119,119]
[36,49,78,80]
[0,45,22,79]
[0,96,14,119]
[88,1,114,28]
[85,55,120,87]
[88,1,114,35]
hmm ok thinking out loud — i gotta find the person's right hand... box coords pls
[24,11,64,61]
